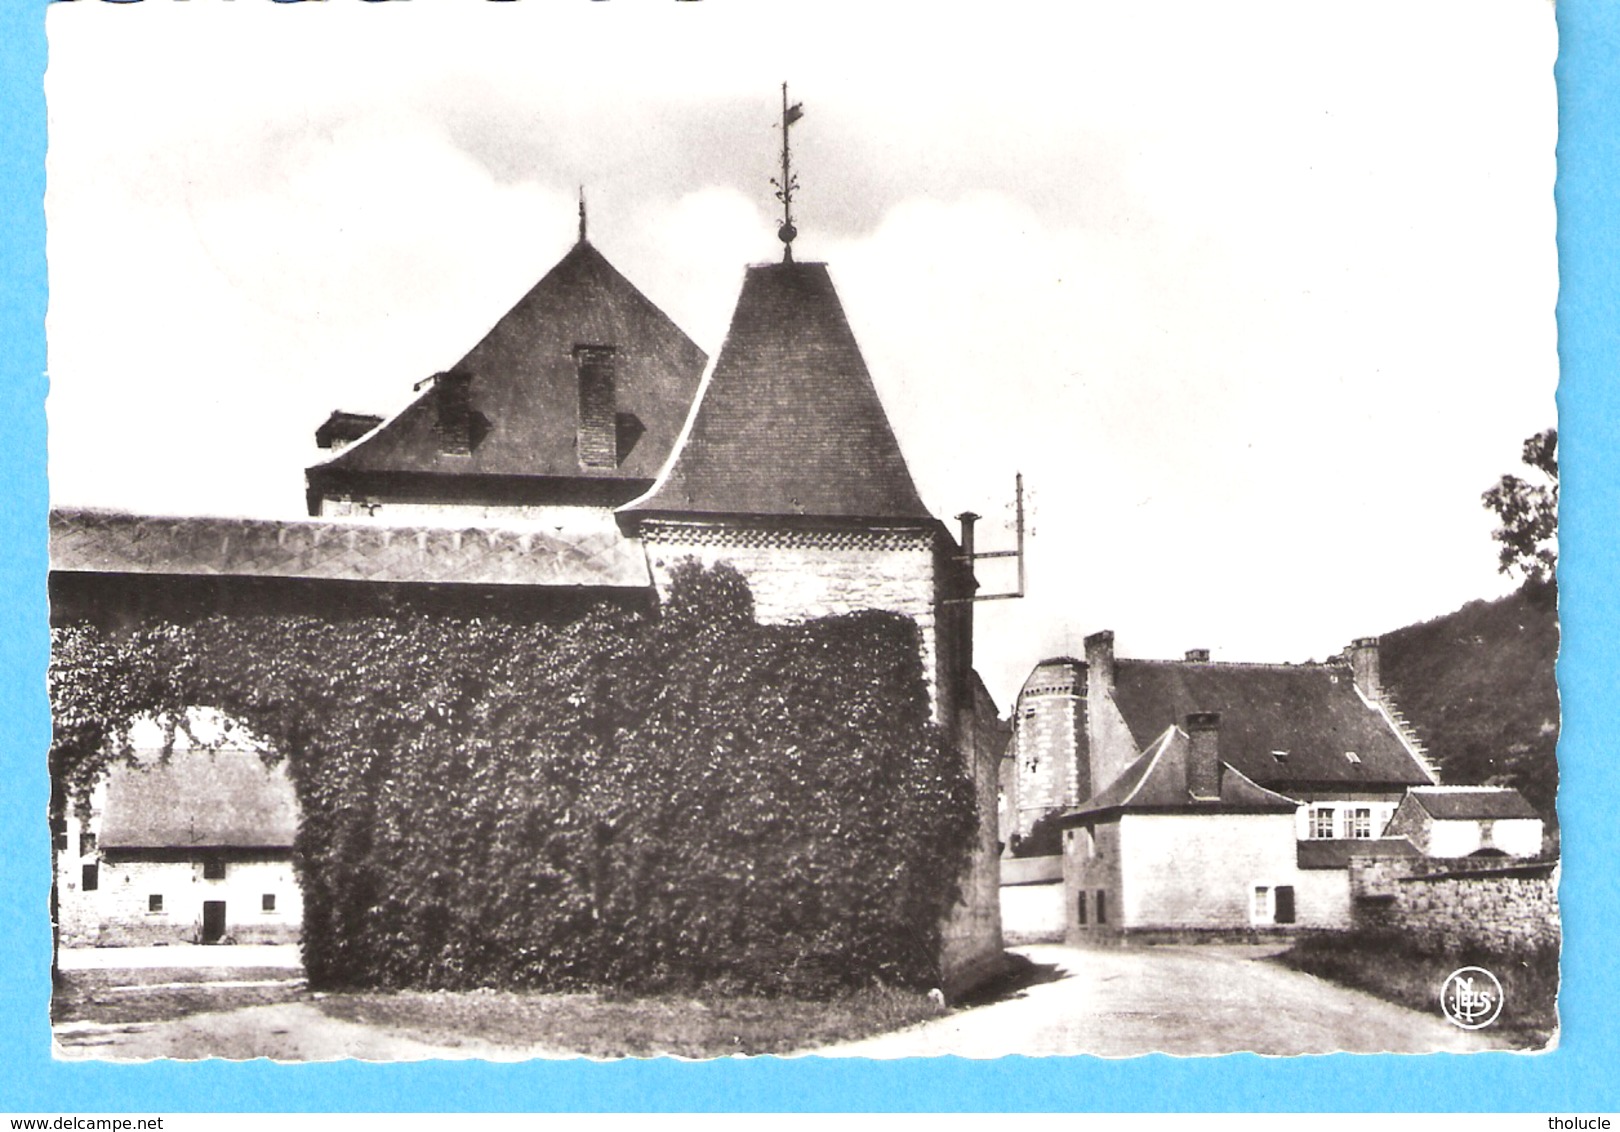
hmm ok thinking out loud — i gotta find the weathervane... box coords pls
[772,82,804,262]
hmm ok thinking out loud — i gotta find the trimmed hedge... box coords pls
[51,561,977,996]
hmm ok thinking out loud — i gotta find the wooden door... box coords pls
[202,900,227,943]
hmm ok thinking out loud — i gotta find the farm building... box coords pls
[56,710,301,947]
[1384,786,1545,858]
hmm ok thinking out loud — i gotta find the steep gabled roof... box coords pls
[1404,786,1541,821]
[1068,726,1300,821]
[1110,660,1434,790]
[312,240,707,485]
[101,741,298,851]
[622,261,933,524]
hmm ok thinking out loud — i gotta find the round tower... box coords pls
[1008,657,1086,842]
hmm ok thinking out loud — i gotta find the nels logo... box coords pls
[1440,966,1504,1029]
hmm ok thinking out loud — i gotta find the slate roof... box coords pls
[51,507,649,589]
[1067,726,1300,820]
[1296,837,1420,870]
[312,239,707,485]
[1109,660,1434,791]
[101,748,298,851]
[315,411,384,450]
[623,261,933,524]
[1404,787,1540,821]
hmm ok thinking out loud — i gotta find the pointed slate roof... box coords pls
[311,240,707,486]
[623,262,933,524]
[1068,726,1300,821]
[1109,660,1435,791]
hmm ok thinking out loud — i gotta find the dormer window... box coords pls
[1345,751,1362,765]
[1271,750,1290,765]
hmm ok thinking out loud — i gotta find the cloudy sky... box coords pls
[44,0,1557,705]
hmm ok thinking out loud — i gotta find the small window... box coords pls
[1274,885,1296,924]
[1351,808,1373,839]
[148,894,163,913]
[1345,751,1362,765]
[52,825,68,852]
[1253,885,1269,920]
[1077,894,1087,926]
[79,832,97,856]
[262,893,277,913]
[203,859,226,881]
[81,863,98,892]
[1271,750,1290,764]
[1312,808,1335,839]
[1095,890,1107,925]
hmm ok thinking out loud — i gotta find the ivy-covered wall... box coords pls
[50,561,978,995]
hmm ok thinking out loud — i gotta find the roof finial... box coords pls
[578,186,588,244]
[772,82,804,263]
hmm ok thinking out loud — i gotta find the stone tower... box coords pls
[1007,657,1087,842]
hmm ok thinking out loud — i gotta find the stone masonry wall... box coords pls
[939,698,1007,997]
[1008,666,1083,838]
[1063,819,1124,942]
[640,524,945,719]
[1350,856,1559,954]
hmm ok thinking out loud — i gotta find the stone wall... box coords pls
[639,522,947,720]
[1001,854,1063,886]
[1062,818,1124,942]
[1000,882,1066,943]
[1350,856,1559,954]
[939,699,1007,998]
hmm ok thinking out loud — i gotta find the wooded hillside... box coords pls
[1379,581,1559,823]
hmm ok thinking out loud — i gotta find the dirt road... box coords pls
[54,943,1526,1061]
[817,943,1521,1058]
[55,1002,526,1062]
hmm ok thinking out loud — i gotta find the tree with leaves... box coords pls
[1482,427,1558,585]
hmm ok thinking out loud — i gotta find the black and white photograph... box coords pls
[44,0,1559,1061]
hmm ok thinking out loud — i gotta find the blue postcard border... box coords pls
[2,0,1615,1113]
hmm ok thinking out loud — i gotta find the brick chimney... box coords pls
[1184,648,1210,663]
[575,345,618,469]
[433,370,475,455]
[1349,637,1382,701]
[1084,630,1115,695]
[1185,711,1222,801]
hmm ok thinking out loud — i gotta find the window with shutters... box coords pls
[1274,885,1296,924]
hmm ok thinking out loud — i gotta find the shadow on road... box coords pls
[954,950,1069,1008]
